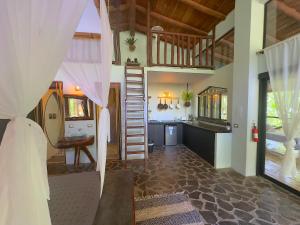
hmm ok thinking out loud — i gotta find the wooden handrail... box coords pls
[73,32,101,40]
[149,30,215,69]
[151,30,213,39]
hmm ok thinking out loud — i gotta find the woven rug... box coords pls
[48,172,100,225]
[135,193,203,225]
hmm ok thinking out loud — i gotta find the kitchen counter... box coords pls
[148,120,231,133]
[148,120,232,169]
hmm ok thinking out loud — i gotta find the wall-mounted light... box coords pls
[75,85,81,91]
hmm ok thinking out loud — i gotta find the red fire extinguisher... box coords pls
[252,123,259,142]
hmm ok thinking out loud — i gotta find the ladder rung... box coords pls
[126,150,145,155]
[126,66,144,70]
[127,133,145,137]
[126,103,144,106]
[127,94,144,97]
[127,81,143,85]
[127,88,144,92]
[126,74,143,78]
[127,142,145,146]
[127,126,144,129]
[127,110,144,112]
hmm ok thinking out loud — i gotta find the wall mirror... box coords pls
[64,95,94,121]
[198,86,228,121]
[42,81,64,148]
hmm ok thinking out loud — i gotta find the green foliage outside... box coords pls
[267,93,282,129]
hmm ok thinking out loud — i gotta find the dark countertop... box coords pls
[148,120,231,133]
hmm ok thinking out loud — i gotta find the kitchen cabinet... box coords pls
[148,121,231,169]
[148,123,164,146]
[177,123,183,144]
[183,123,215,166]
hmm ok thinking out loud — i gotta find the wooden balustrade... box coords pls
[148,30,215,69]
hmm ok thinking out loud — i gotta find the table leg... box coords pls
[77,148,81,167]
[80,146,96,164]
[74,147,78,167]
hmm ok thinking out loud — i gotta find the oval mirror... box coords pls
[44,92,64,147]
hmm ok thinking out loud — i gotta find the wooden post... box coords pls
[157,33,160,65]
[177,35,180,66]
[187,36,190,66]
[205,37,209,66]
[199,38,202,66]
[211,27,216,68]
[164,34,167,65]
[192,37,195,66]
[147,0,151,66]
[171,34,174,65]
[181,36,184,66]
[129,0,136,36]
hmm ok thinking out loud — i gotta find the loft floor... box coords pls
[48,146,300,225]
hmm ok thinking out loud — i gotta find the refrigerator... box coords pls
[165,125,177,146]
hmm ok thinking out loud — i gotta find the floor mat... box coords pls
[48,172,100,225]
[135,193,203,225]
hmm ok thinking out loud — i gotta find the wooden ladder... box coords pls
[125,66,147,163]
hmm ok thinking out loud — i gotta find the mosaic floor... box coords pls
[48,145,300,225]
[107,145,300,225]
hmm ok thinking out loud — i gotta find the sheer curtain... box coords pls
[265,34,300,178]
[0,1,88,225]
[58,0,113,195]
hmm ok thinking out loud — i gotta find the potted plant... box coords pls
[126,34,137,51]
[182,83,193,108]
[182,90,193,107]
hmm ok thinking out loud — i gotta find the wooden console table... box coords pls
[56,135,95,168]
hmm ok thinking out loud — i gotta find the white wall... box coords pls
[191,64,233,123]
[215,10,234,40]
[231,0,265,176]
[120,31,147,66]
[148,83,193,121]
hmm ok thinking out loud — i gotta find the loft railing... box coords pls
[148,30,215,69]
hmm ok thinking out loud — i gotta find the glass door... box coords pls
[258,73,300,194]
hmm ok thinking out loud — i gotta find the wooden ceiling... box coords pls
[104,0,235,35]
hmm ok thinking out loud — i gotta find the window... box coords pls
[264,0,300,48]
[198,86,228,121]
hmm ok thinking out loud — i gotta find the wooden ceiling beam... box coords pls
[136,4,207,35]
[178,0,226,20]
[135,23,147,33]
[276,0,300,21]
[73,32,101,40]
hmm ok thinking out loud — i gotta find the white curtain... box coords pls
[0,1,88,225]
[58,0,113,195]
[265,34,300,178]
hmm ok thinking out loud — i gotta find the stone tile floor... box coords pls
[48,145,300,225]
[107,145,300,225]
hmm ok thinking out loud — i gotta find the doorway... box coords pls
[258,73,300,195]
[107,83,121,160]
